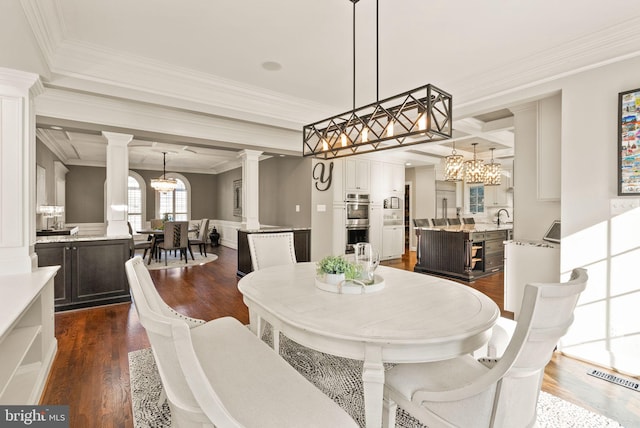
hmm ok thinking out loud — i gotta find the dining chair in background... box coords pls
[462,217,476,225]
[447,218,461,225]
[412,219,430,228]
[431,218,447,227]
[128,221,152,259]
[157,221,190,265]
[189,219,209,257]
[382,268,587,428]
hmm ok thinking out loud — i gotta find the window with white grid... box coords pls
[127,175,143,232]
[158,178,189,221]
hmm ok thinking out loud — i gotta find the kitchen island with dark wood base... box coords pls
[414,224,512,282]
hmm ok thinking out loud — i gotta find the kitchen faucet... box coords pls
[496,209,510,227]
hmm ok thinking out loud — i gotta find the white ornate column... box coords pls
[0,67,43,274]
[103,131,132,236]
[238,150,262,230]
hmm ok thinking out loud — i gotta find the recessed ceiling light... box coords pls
[262,61,282,71]
[279,154,285,157]
[405,162,412,166]
[50,126,63,131]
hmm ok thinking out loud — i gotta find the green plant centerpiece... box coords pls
[316,255,361,285]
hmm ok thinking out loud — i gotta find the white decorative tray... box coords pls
[315,274,385,294]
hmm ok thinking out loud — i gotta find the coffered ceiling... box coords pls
[7,0,640,172]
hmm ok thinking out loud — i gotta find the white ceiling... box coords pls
[11,0,640,172]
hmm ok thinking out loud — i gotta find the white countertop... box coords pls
[418,223,513,232]
[0,266,58,341]
[35,234,131,244]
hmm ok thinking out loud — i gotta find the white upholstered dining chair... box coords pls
[125,256,210,427]
[246,232,297,351]
[125,257,358,428]
[247,232,297,271]
[382,268,587,428]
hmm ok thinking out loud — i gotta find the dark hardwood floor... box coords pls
[40,245,639,427]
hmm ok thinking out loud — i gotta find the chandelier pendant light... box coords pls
[464,143,485,184]
[483,148,502,186]
[302,0,452,159]
[444,141,465,181]
[151,152,178,193]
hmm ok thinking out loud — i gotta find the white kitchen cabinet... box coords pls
[344,158,370,193]
[485,169,512,207]
[369,205,383,255]
[369,160,384,205]
[382,162,405,194]
[382,225,404,260]
[332,205,346,255]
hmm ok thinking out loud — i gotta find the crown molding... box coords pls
[453,16,640,109]
[19,0,64,72]
[22,1,333,131]
[36,128,76,164]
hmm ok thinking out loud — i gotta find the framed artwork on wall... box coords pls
[233,179,242,217]
[618,88,640,195]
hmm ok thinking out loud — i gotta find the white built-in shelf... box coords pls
[0,266,58,404]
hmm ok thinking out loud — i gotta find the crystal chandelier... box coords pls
[464,143,485,184]
[151,152,177,193]
[444,141,465,181]
[302,0,452,159]
[483,148,502,186]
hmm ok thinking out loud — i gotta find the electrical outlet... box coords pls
[295,205,300,212]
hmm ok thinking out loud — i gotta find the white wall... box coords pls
[413,166,437,221]
[511,95,561,242]
[311,159,339,260]
[456,56,640,375]
[558,57,640,375]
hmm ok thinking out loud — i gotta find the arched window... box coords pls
[156,173,190,221]
[128,172,146,232]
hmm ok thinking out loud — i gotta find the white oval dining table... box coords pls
[237,263,499,428]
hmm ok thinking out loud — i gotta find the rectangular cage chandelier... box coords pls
[303,84,452,159]
[302,0,452,159]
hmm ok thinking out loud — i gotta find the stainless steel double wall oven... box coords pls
[345,193,369,253]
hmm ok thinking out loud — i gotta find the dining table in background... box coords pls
[237,263,500,428]
[136,227,198,264]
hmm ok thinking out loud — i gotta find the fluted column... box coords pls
[0,67,43,274]
[103,131,133,236]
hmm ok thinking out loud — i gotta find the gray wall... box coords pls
[130,169,217,220]
[48,154,312,226]
[35,140,59,206]
[259,157,312,227]
[66,165,106,223]
[216,168,243,221]
[65,166,218,223]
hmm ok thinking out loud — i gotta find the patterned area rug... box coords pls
[129,335,624,428]
[144,253,218,270]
